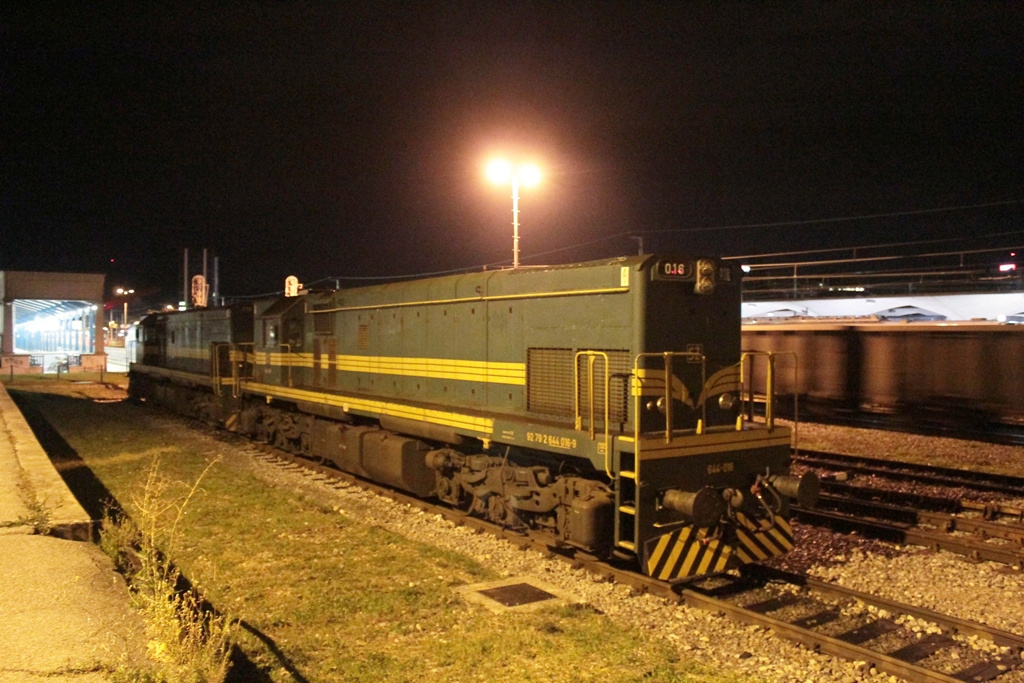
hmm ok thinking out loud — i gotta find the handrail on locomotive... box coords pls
[233,342,255,398]
[570,348,798,452]
[631,351,707,445]
[738,349,799,444]
[574,350,613,478]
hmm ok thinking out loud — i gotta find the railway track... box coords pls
[793,501,1024,567]
[817,480,1024,520]
[789,454,1024,566]
[699,566,1024,683]
[253,444,1024,682]
[793,449,1024,498]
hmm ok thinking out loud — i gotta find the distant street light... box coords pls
[114,287,134,327]
[487,159,541,268]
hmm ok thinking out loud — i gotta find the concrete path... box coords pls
[0,383,150,681]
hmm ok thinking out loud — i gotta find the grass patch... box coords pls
[100,456,236,683]
[14,388,759,682]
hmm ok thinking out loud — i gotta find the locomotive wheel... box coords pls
[486,495,509,525]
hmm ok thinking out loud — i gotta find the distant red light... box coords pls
[999,263,1016,272]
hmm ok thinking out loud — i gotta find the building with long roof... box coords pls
[1,271,106,375]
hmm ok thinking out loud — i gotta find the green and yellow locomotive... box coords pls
[130,254,816,581]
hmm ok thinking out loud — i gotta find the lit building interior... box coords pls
[12,300,98,354]
[1,271,106,375]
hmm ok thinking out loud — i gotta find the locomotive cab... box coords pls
[564,257,817,580]
[253,295,306,386]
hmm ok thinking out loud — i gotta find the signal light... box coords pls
[694,259,716,295]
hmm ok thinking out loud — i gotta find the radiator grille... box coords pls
[527,348,632,428]
[527,348,575,418]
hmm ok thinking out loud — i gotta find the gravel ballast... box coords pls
[238,419,1024,682]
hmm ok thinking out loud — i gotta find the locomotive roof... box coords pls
[259,293,306,318]
[306,254,686,309]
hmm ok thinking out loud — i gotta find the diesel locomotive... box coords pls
[130,255,816,581]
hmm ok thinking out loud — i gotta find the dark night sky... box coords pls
[2,3,1022,302]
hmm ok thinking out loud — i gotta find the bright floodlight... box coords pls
[519,163,541,187]
[487,159,511,184]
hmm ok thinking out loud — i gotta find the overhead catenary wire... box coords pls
[224,197,1024,298]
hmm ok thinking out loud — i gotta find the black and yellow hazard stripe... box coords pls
[732,512,794,563]
[644,526,732,581]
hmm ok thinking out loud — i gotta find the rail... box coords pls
[792,449,1024,496]
[793,502,1024,566]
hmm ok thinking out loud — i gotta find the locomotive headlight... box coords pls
[717,392,736,410]
[646,396,667,414]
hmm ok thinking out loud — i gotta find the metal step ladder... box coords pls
[615,450,638,551]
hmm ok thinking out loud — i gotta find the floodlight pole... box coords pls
[511,177,520,269]
[488,158,538,269]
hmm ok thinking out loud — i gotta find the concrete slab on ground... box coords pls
[0,535,150,681]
